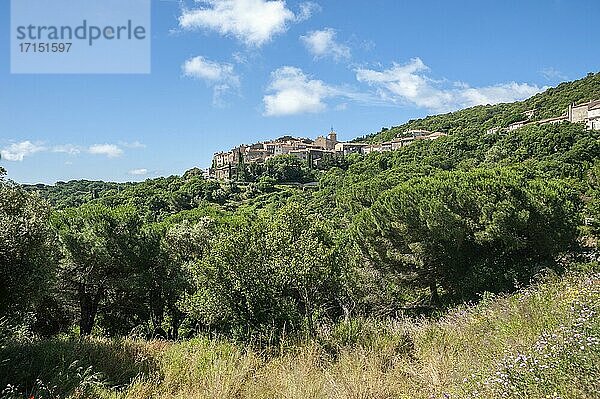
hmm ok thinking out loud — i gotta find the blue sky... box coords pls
[0,0,598,184]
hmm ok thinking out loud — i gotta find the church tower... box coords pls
[327,126,337,144]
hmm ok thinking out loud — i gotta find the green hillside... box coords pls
[359,71,600,142]
[2,73,600,398]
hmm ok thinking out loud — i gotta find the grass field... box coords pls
[2,266,599,399]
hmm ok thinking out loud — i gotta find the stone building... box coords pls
[334,142,369,156]
[289,148,335,166]
[314,130,338,150]
[507,120,527,131]
[208,127,450,180]
[209,130,339,180]
[211,147,244,180]
[568,102,590,123]
[490,99,600,134]
[536,115,567,125]
[380,141,393,152]
[392,130,447,148]
[585,100,600,130]
[422,131,448,140]
[363,144,384,154]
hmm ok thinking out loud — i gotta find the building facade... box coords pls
[568,102,590,123]
[208,128,450,180]
[491,99,600,134]
[587,101,600,130]
[314,131,337,150]
[334,142,369,156]
[209,131,340,180]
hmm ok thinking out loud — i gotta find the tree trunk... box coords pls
[171,315,180,340]
[78,283,102,336]
[168,307,181,340]
[150,290,165,338]
[302,286,315,337]
[429,281,440,307]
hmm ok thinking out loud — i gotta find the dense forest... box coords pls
[2,72,600,398]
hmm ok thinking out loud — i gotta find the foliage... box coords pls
[0,337,151,398]
[0,178,57,322]
[354,168,581,306]
[1,268,597,399]
[0,73,599,360]
[53,204,148,336]
[2,72,600,397]
[360,71,600,143]
[181,203,348,342]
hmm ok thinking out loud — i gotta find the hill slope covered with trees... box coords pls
[358,71,600,142]
[1,72,600,398]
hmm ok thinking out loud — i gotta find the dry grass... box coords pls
[2,269,598,399]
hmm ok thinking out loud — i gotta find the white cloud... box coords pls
[263,58,545,117]
[263,66,335,116]
[296,2,321,21]
[301,28,350,61]
[183,56,240,105]
[179,0,313,47]
[232,51,248,64]
[356,58,545,112]
[120,141,146,149]
[88,144,123,158]
[1,141,132,161]
[0,141,45,161]
[128,168,148,176]
[52,144,81,155]
[540,67,567,81]
[183,56,239,84]
[356,58,447,109]
[457,82,547,107]
[263,66,382,116]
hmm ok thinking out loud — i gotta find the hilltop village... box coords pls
[209,129,447,180]
[210,100,600,181]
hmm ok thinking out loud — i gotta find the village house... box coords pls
[209,131,340,179]
[362,144,384,154]
[536,115,568,126]
[211,147,243,180]
[209,128,448,180]
[490,100,600,134]
[391,137,410,150]
[313,131,337,150]
[422,131,448,140]
[404,129,431,137]
[588,101,600,130]
[362,130,448,154]
[334,142,369,156]
[392,130,448,148]
[380,141,393,152]
[507,120,527,131]
[568,102,589,123]
[263,137,305,156]
[289,148,335,167]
